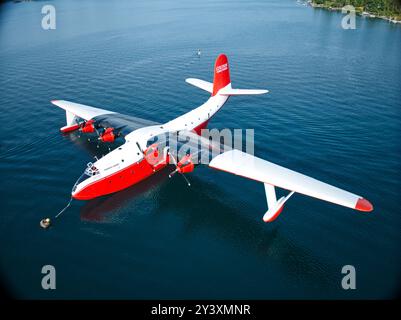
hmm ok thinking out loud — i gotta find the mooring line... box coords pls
[54,172,85,219]
[54,197,73,219]
[40,173,86,228]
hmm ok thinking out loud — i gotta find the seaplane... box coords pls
[52,54,373,223]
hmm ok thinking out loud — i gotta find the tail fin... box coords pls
[212,54,231,96]
[212,54,268,96]
[186,54,268,96]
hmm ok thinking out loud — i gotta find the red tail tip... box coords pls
[355,198,373,212]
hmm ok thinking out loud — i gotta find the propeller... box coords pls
[75,118,98,138]
[74,117,106,140]
[96,125,127,150]
[168,151,191,187]
[74,118,85,138]
[91,119,107,144]
[74,117,126,152]
[98,126,126,142]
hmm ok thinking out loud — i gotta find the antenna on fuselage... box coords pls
[136,142,145,155]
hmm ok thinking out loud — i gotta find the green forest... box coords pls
[312,0,401,18]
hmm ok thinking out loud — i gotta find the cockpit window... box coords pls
[84,162,99,176]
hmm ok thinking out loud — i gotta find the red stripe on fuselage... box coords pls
[72,158,168,200]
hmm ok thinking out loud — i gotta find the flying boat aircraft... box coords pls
[52,54,373,222]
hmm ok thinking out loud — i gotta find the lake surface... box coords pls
[0,0,400,299]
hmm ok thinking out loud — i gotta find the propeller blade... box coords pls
[169,151,178,165]
[168,152,190,187]
[94,126,100,137]
[75,118,84,137]
[181,172,191,187]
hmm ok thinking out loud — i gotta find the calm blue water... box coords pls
[0,0,400,299]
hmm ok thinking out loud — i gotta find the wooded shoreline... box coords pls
[308,0,401,23]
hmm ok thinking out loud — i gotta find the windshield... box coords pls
[72,162,99,193]
[84,162,99,176]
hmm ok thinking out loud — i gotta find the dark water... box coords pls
[0,0,400,299]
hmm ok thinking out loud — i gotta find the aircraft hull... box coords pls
[72,158,168,200]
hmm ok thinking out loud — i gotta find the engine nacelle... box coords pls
[99,128,115,143]
[177,154,194,174]
[144,143,163,166]
[80,120,95,133]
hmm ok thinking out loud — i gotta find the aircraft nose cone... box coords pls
[355,198,373,212]
[71,189,79,199]
[72,189,85,200]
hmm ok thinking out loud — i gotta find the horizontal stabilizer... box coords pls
[218,88,268,96]
[209,149,373,212]
[185,78,213,93]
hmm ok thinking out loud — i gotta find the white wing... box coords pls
[51,100,116,121]
[209,149,373,221]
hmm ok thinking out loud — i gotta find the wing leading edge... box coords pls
[52,100,116,132]
[209,149,373,222]
[51,100,116,120]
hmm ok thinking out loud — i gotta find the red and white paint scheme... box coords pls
[52,54,373,222]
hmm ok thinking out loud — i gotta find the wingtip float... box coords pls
[49,53,373,225]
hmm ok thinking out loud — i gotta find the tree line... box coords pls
[312,0,401,17]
